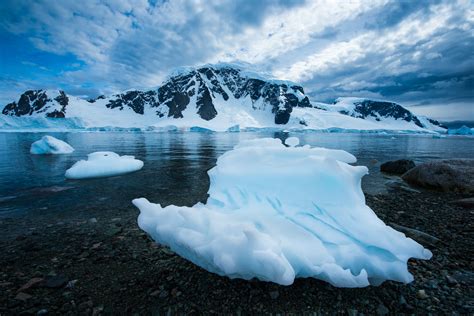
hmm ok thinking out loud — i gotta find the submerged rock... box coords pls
[402,159,474,193]
[380,159,415,175]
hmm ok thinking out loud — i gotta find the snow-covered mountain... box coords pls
[1,64,445,132]
[2,90,69,118]
[316,97,445,131]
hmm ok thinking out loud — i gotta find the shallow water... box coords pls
[0,131,472,217]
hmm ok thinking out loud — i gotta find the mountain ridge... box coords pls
[1,64,445,132]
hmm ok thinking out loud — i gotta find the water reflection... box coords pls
[0,131,472,217]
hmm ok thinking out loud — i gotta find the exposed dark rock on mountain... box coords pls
[2,90,68,118]
[336,99,424,127]
[106,90,158,115]
[88,95,106,103]
[426,118,446,129]
[196,85,216,121]
[162,92,190,119]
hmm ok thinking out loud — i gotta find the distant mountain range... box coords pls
[1,63,446,132]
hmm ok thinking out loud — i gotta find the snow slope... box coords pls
[133,137,432,287]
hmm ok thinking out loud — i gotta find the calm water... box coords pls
[0,131,473,218]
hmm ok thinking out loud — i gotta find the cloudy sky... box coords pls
[0,0,473,120]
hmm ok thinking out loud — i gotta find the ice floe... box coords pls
[133,137,432,287]
[30,136,74,155]
[65,152,143,179]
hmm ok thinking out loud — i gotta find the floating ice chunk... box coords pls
[65,152,143,179]
[285,136,299,147]
[447,125,474,135]
[133,137,431,287]
[30,136,74,155]
[189,126,215,133]
[226,125,240,132]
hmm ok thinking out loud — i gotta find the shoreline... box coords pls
[1,189,473,314]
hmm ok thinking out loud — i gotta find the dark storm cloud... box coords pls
[294,1,473,119]
[364,0,442,30]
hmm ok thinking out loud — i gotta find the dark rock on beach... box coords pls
[381,159,416,175]
[402,159,474,193]
[0,188,472,315]
[450,197,474,209]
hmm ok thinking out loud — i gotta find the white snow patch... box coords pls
[30,136,74,155]
[65,152,143,179]
[133,137,431,287]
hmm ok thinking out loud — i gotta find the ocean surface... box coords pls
[0,131,473,218]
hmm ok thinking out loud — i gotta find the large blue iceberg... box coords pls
[133,137,432,287]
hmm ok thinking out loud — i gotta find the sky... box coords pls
[0,0,473,121]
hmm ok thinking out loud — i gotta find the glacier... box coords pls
[65,151,144,179]
[133,137,432,287]
[447,125,474,135]
[30,135,74,155]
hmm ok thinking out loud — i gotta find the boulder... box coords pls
[402,159,474,193]
[389,223,440,247]
[380,159,415,175]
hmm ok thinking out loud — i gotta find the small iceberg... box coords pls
[189,126,215,133]
[226,125,240,133]
[447,125,474,135]
[133,137,431,287]
[65,152,143,179]
[30,135,74,155]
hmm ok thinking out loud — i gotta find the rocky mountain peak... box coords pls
[82,64,311,124]
[333,98,428,128]
[2,89,68,118]
[1,65,444,131]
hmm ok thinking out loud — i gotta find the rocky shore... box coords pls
[0,188,473,315]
